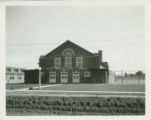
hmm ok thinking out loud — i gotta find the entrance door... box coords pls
[49,72,56,83]
[61,72,68,83]
[72,72,80,83]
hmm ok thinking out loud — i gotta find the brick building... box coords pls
[39,40,109,84]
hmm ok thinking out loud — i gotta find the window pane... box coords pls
[76,57,83,68]
[55,58,61,68]
[84,71,91,77]
[64,51,72,68]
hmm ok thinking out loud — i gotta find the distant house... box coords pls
[39,40,109,84]
[6,67,25,83]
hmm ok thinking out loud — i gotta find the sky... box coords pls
[6,5,145,72]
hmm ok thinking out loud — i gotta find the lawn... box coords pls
[6,83,41,90]
[41,84,145,92]
[6,83,145,92]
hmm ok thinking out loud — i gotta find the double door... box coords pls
[61,72,68,83]
[49,71,80,83]
[72,72,80,83]
[49,72,56,83]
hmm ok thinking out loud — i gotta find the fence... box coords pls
[108,70,145,85]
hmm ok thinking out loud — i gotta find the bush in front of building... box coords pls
[6,96,145,115]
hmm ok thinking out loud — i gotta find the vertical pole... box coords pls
[138,72,140,85]
[121,70,123,84]
[39,69,41,90]
[106,71,108,84]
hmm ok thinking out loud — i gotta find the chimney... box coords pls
[98,50,102,62]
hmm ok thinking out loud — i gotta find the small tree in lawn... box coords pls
[135,71,144,84]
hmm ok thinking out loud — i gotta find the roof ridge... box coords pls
[45,40,94,57]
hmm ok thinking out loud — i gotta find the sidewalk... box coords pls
[10,84,61,91]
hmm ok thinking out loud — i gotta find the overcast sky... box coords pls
[6,5,145,72]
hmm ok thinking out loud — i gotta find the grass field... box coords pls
[40,84,145,92]
[6,83,48,90]
[6,84,145,92]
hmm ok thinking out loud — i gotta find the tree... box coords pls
[135,71,145,84]
[135,71,143,77]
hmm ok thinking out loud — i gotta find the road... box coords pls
[6,90,145,98]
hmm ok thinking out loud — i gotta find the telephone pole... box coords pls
[39,69,41,90]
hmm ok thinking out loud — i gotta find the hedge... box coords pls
[6,96,145,115]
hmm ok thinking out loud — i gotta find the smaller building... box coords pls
[6,67,25,83]
[24,69,39,84]
[108,71,116,84]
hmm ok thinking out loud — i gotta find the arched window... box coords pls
[64,50,73,68]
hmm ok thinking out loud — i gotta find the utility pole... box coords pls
[39,69,41,90]
[121,70,123,84]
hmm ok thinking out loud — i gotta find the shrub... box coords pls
[28,87,34,90]
[6,96,145,115]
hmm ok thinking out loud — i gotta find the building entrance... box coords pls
[61,72,68,83]
[72,72,80,83]
[49,72,56,83]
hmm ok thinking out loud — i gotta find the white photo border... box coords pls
[0,0,151,120]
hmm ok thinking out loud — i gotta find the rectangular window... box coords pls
[18,74,21,79]
[65,57,72,68]
[76,57,83,68]
[53,76,55,79]
[10,77,14,80]
[18,74,23,80]
[6,68,11,72]
[84,71,91,78]
[14,69,18,72]
[54,57,61,68]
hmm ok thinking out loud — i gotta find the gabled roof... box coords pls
[45,40,94,57]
